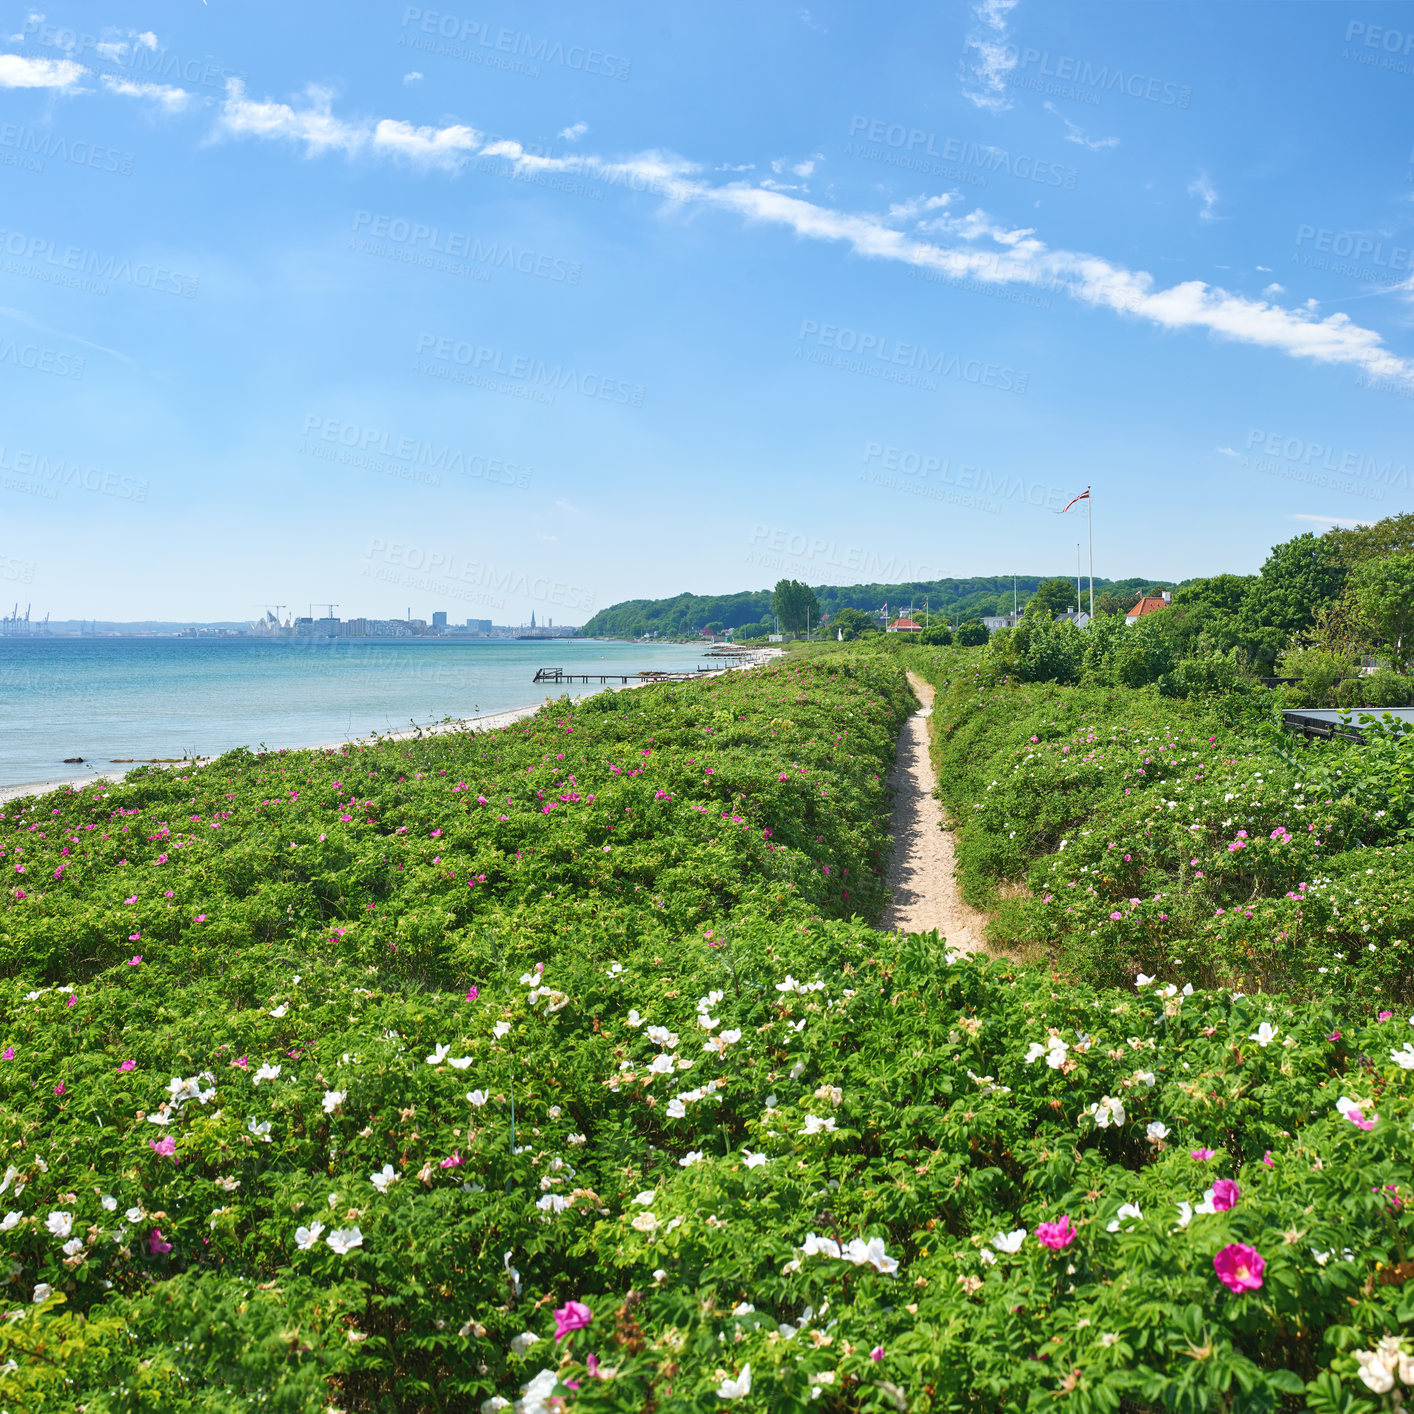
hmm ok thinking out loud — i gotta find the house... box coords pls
[886,616,923,633]
[1054,610,1091,629]
[1125,591,1172,626]
[982,612,1023,632]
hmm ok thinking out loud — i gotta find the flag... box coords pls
[1059,487,1090,514]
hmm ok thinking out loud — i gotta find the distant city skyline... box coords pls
[3,3,1412,620]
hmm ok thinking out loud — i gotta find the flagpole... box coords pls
[1087,487,1094,619]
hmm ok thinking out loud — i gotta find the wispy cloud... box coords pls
[1188,173,1220,221]
[558,120,588,141]
[1042,101,1118,150]
[402,71,422,85]
[1215,446,1239,457]
[960,0,1020,112]
[97,79,1414,389]
[0,52,85,88]
[101,75,191,110]
[1262,282,1285,298]
[0,306,134,364]
[1288,512,1368,527]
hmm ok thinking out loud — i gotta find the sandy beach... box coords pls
[0,647,783,806]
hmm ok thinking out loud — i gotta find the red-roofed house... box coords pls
[886,616,923,633]
[1125,591,1171,626]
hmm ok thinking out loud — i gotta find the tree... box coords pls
[917,624,953,646]
[829,607,878,640]
[956,620,989,646]
[1242,532,1346,639]
[703,620,725,636]
[772,579,820,636]
[1093,591,1130,618]
[1326,512,1414,567]
[1349,553,1414,670]
[1027,577,1080,620]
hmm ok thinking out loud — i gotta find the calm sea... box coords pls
[0,637,718,789]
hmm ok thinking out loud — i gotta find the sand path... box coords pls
[878,670,990,952]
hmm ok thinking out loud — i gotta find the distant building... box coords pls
[1054,610,1092,629]
[982,612,1023,632]
[1125,591,1171,626]
[466,618,493,633]
[432,611,448,629]
[886,617,923,633]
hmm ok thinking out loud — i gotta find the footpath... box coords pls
[878,669,990,952]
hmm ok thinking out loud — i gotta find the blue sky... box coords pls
[2,0,1413,624]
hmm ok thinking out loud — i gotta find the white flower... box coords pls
[509,1331,541,1357]
[698,1012,718,1029]
[1133,1070,1156,1088]
[679,1151,704,1167]
[993,1228,1027,1253]
[666,1098,687,1119]
[1390,1044,1414,1070]
[716,1364,752,1400]
[295,1221,326,1250]
[247,1117,272,1141]
[32,1283,52,1303]
[370,1164,399,1194]
[1146,1121,1170,1141]
[322,1090,347,1114]
[742,1151,768,1169]
[517,1368,559,1414]
[536,1194,570,1214]
[1083,1095,1126,1129]
[326,1227,363,1254]
[1248,1022,1278,1047]
[253,1063,281,1085]
[0,1166,15,1196]
[626,1010,644,1027]
[1175,1202,1193,1229]
[1106,1203,1143,1232]
[843,1236,898,1274]
[126,1206,144,1222]
[801,1232,842,1259]
[646,1026,678,1048]
[269,1004,288,1018]
[647,1053,676,1075]
[776,976,801,993]
[607,962,623,976]
[799,1114,837,1136]
[481,1399,511,1414]
[425,1044,451,1065]
[46,1211,73,1239]
[1135,973,1155,988]
[0,1211,20,1231]
[632,1190,656,1206]
[543,991,569,1014]
[61,1237,84,1258]
[493,1022,511,1039]
[467,1090,489,1107]
[631,1211,660,1233]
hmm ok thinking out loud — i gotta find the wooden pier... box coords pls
[532,667,721,684]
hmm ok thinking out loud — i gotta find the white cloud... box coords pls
[402,71,422,85]
[1288,513,1368,527]
[1262,282,1285,297]
[558,120,588,141]
[1188,174,1219,221]
[716,162,755,172]
[961,0,1020,111]
[538,533,559,543]
[1256,265,1272,272]
[185,84,1414,388]
[101,76,190,111]
[135,31,158,51]
[0,306,133,364]
[554,497,580,514]
[1215,446,1239,457]
[1042,101,1118,150]
[798,8,827,32]
[0,53,85,89]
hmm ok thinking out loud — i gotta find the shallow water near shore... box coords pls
[0,637,716,788]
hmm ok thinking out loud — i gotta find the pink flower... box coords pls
[553,1300,592,1340]
[1210,1179,1240,1211]
[66,994,76,1007]
[465,986,479,1001]
[148,1228,172,1255]
[1344,1107,1377,1130]
[230,1056,248,1068]
[1327,1030,1340,1042]
[1191,1148,1215,1161]
[53,1082,66,1095]
[195,914,206,923]
[118,1059,135,1071]
[439,1150,464,1168]
[871,1346,885,1361]
[1035,1215,1076,1250]
[129,933,141,942]
[1261,1151,1274,1168]
[128,955,141,966]
[1212,1243,1264,1293]
[1378,1010,1394,1021]
[149,1136,177,1159]
[124,894,137,904]
[1,1046,12,1061]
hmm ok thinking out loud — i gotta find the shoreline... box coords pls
[0,647,783,805]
